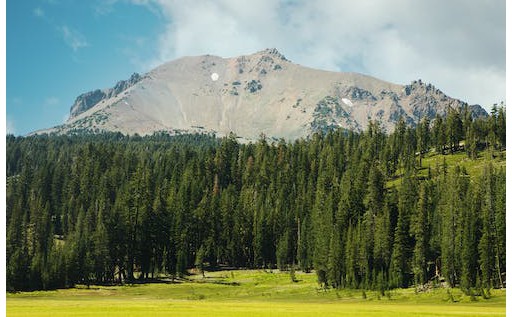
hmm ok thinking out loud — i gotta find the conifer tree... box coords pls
[416,117,430,166]
[446,108,463,153]
[432,115,446,154]
[390,172,416,288]
[496,105,506,150]
[327,223,343,288]
[312,182,333,286]
[411,182,430,286]
[460,183,480,292]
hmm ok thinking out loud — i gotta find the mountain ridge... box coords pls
[34,48,487,140]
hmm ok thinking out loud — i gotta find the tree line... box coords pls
[6,105,505,293]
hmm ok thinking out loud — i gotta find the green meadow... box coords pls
[7,270,506,316]
[387,148,506,188]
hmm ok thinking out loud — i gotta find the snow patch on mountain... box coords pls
[342,98,353,107]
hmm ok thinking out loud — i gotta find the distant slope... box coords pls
[34,48,487,140]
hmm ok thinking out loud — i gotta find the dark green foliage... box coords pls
[195,245,206,277]
[478,164,506,289]
[460,183,480,291]
[446,108,463,154]
[495,106,506,150]
[411,182,431,286]
[5,109,506,291]
[390,171,417,288]
[432,115,446,154]
[246,79,262,93]
[416,117,430,166]
[276,230,291,271]
[327,224,343,288]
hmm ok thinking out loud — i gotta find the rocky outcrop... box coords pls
[69,73,143,119]
[69,89,107,119]
[400,80,470,120]
[468,104,490,118]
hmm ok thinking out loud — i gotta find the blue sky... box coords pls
[6,0,506,135]
[7,0,163,135]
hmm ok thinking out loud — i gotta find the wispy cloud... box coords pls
[33,7,45,17]
[44,96,60,107]
[142,0,505,110]
[94,0,119,16]
[94,0,155,16]
[118,35,152,69]
[32,4,89,53]
[60,25,88,51]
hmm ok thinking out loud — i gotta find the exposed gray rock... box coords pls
[468,104,489,118]
[69,73,143,119]
[37,49,488,140]
[69,89,107,118]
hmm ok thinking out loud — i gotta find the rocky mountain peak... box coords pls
[37,49,488,139]
[404,79,443,97]
[258,48,289,62]
[69,72,143,119]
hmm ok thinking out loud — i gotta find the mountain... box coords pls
[35,48,487,140]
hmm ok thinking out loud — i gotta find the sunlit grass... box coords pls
[386,148,505,188]
[7,270,506,316]
[420,149,505,176]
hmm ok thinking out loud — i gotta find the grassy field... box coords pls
[387,148,506,188]
[7,270,506,316]
[420,149,506,176]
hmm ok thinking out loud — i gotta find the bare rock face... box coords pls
[37,49,487,140]
[69,89,107,118]
[467,104,489,118]
[69,73,143,119]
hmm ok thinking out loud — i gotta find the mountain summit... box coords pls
[36,48,487,140]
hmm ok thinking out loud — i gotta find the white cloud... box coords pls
[60,25,88,51]
[94,0,120,15]
[33,7,45,17]
[141,0,504,111]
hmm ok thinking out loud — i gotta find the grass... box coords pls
[7,270,506,316]
[421,148,505,175]
[387,148,505,188]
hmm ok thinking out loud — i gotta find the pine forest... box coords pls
[6,106,506,295]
